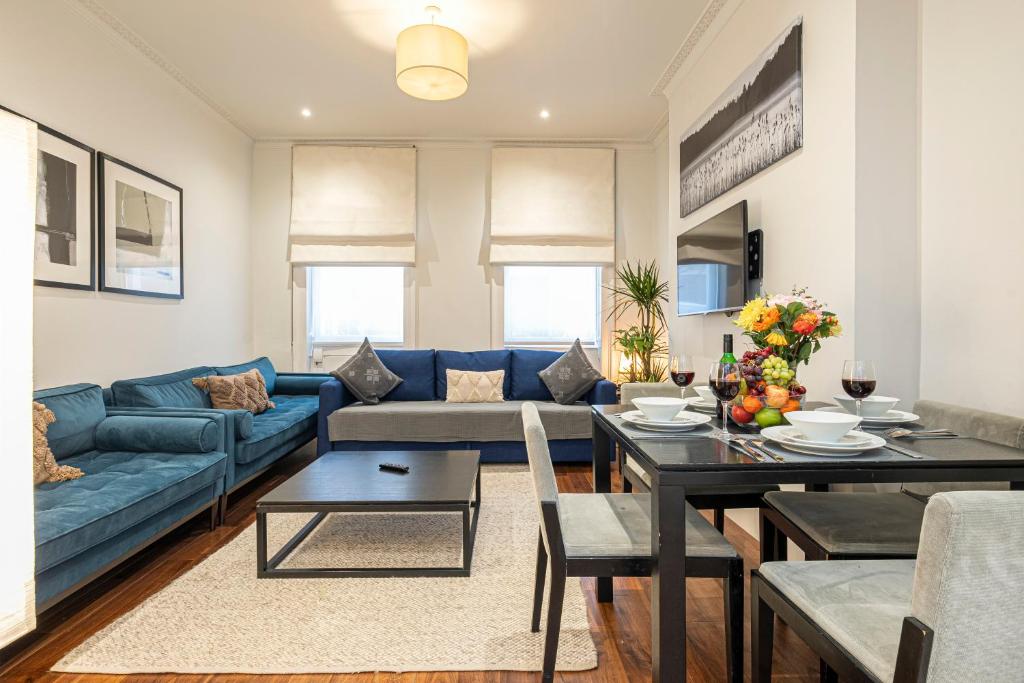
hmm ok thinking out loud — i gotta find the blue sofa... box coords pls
[318,349,616,462]
[33,383,228,610]
[109,357,330,510]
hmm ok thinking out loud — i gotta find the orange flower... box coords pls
[752,307,781,332]
[792,312,819,336]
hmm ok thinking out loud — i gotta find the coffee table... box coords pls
[256,450,481,578]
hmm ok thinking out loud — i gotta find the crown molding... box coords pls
[255,135,659,151]
[69,0,253,138]
[649,0,731,97]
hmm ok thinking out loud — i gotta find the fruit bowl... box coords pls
[729,391,805,428]
[728,349,807,429]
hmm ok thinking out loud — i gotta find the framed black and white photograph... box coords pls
[34,125,95,290]
[679,18,803,217]
[98,153,183,299]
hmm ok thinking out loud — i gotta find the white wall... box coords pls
[919,0,1024,416]
[250,142,660,371]
[0,1,253,389]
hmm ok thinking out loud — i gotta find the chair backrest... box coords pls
[619,382,686,405]
[522,402,564,557]
[910,491,1024,681]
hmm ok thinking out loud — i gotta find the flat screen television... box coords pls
[676,200,748,316]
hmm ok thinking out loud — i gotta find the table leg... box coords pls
[592,420,613,603]
[256,509,268,577]
[651,477,687,682]
[1012,481,1023,491]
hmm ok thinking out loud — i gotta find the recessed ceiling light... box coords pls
[301,108,312,118]
[539,109,550,119]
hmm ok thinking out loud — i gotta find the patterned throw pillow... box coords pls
[33,401,84,485]
[192,369,276,414]
[538,339,604,405]
[445,369,505,403]
[331,338,402,405]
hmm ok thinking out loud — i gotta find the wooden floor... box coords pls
[0,445,821,682]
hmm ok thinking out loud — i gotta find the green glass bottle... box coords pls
[720,334,737,363]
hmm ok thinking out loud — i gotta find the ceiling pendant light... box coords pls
[396,5,468,101]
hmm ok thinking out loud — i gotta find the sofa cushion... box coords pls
[34,384,107,459]
[328,400,591,443]
[330,339,402,405]
[539,339,604,405]
[236,394,319,464]
[377,349,436,401]
[110,367,214,409]
[213,356,278,395]
[95,415,221,454]
[509,349,560,401]
[34,449,226,573]
[436,350,512,399]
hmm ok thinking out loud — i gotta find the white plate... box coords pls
[621,410,711,431]
[682,397,717,413]
[761,426,886,455]
[816,406,920,425]
[776,426,876,448]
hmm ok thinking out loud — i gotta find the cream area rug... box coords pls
[54,468,597,675]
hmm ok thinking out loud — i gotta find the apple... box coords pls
[731,406,754,424]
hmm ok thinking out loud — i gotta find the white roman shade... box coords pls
[489,147,615,264]
[289,145,416,265]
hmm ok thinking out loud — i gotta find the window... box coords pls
[503,266,601,346]
[308,266,404,344]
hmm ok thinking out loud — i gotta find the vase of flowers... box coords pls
[726,287,843,428]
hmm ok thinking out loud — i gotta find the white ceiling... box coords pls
[93,0,705,141]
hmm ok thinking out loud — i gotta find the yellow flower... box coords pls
[765,331,788,346]
[829,323,843,337]
[735,298,767,332]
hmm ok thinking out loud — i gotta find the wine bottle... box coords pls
[716,334,737,419]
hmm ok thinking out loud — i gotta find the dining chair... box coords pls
[751,490,1024,683]
[522,402,743,682]
[759,399,1024,564]
[619,381,779,532]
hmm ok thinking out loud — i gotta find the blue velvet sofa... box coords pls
[109,357,330,510]
[318,349,616,462]
[33,383,228,610]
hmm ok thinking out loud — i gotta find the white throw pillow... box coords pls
[445,369,505,403]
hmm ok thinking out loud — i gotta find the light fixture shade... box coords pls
[396,23,468,101]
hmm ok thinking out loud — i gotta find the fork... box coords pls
[883,427,957,439]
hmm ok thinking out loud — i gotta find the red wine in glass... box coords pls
[671,370,695,387]
[842,378,876,399]
[710,378,741,401]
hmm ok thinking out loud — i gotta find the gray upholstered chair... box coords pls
[751,490,1024,682]
[620,381,779,531]
[522,402,743,682]
[759,399,1024,563]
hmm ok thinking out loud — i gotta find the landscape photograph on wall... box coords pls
[679,18,803,217]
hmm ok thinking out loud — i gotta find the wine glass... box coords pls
[709,361,742,437]
[669,354,695,398]
[841,360,877,419]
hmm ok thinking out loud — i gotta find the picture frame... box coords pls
[1,104,97,291]
[98,153,184,299]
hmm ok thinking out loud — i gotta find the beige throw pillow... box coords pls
[193,369,275,414]
[33,401,84,485]
[445,369,505,403]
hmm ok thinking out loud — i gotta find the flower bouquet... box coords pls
[728,287,842,428]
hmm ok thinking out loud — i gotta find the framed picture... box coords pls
[98,153,183,299]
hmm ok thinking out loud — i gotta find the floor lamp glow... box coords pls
[0,109,37,647]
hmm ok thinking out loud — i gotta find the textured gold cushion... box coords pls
[193,369,275,414]
[445,369,505,403]
[33,401,84,485]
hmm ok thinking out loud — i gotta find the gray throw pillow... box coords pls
[330,338,402,405]
[538,339,604,405]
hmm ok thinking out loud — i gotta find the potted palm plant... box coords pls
[608,261,669,383]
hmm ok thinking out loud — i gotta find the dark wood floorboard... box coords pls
[0,444,820,682]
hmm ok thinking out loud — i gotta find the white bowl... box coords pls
[631,397,686,422]
[833,394,900,418]
[784,410,862,443]
[694,385,716,404]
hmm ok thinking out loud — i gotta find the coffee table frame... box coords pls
[256,464,481,579]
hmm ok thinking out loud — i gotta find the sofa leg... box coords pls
[218,493,228,526]
[209,502,218,531]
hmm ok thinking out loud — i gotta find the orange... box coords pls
[742,396,763,414]
[780,398,802,414]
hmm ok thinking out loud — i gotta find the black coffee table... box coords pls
[256,450,481,578]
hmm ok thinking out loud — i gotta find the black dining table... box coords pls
[590,403,1024,682]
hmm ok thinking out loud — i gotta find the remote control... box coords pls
[379,462,410,474]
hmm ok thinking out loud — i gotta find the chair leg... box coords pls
[723,559,744,683]
[714,508,726,533]
[751,575,775,683]
[622,474,633,493]
[531,529,547,633]
[541,570,566,683]
[759,509,775,564]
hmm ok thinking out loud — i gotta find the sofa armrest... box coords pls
[95,415,222,453]
[584,379,617,406]
[275,372,332,395]
[317,378,356,456]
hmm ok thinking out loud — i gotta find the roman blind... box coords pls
[289,145,416,265]
[489,147,615,264]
